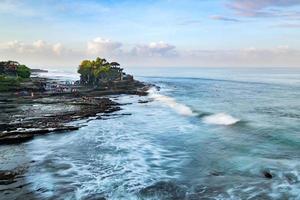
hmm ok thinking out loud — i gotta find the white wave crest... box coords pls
[203,113,240,125]
[148,88,195,116]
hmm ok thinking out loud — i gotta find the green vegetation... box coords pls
[78,57,123,85]
[16,65,31,78]
[0,61,31,91]
[0,75,20,92]
[0,61,31,78]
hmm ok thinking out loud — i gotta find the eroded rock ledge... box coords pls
[0,78,151,145]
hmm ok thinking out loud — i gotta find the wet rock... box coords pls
[209,171,224,176]
[138,100,150,104]
[0,171,17,180]
[0,134,34,145]
[120,113,132,116]
[0,166,26,183]
[103,106,121,113]
[262,170,273,179]
[0,126,79,145]
[0,75,153,145]
[82,194,106,200]
[139,181,186,200]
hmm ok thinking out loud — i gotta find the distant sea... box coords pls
[1,67,300,199]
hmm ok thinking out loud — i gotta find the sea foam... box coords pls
[148,88,195,116]
[203,113,240,125]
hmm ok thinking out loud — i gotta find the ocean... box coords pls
[1,67,300,199]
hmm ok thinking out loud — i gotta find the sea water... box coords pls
[1,67,300,199]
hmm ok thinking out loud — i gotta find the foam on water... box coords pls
[203,113,240,125]
[1,68,300,199]
[148,88,195,116]
[36,70,80,81]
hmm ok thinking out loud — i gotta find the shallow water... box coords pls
[1,67,300,199]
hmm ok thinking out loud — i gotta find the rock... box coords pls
[138,100,150,104]
[0,134,34,145]
[139,181,186,200]
[0,171,16,180]
[82,194,106,200]
[0,73,153,145]
[263,170,273,179]
[0,166,26,182]
[0,126,79,145]
[209,171,224,176]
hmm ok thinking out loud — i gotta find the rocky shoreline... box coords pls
[0,76,151,145]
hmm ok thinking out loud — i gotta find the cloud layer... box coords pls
[2,40,70,56]
[1,38,299,68]
[87,37,122,55]
[210,15,240,22]
[227,0,300,18]
[0,40,82,66]
[132,41,177,57]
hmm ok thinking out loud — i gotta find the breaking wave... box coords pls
[148,88,195,116]
[148,88,239,126]
[203,113,240,125]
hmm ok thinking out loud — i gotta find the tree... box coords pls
[78,60,92,84]
[110,62,120,67]
[16,65,31,78]
[77,57,124,86]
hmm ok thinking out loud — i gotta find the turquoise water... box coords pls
[1,68,300,199]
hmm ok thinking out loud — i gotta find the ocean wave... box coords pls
[148,88,195,116]
[203,113,240,125]
[37,70,80,81]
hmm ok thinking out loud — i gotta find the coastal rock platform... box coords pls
[0,77,150,145]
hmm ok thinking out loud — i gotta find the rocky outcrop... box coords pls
[0,67,152,145]
[0,95,120,145]
[0,126,80,144]
[0,166,27,184]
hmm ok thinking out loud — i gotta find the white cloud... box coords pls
[210,15,240,22]
[33,40,46,49]
[52,43,64,55]
[0,40,83,67]
[6,40,26,53]
[87,37,122,55]
[1,40,67,55]
[181,46,300,67]
[1,39,300,68]
[227,0,300,18]
[132,41,177,57]
[228,0,300,11]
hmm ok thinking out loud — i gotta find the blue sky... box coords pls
[0,0,300,68]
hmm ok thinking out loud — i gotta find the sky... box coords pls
[0,0,300,68]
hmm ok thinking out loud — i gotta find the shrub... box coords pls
[0,75,20,91]
[16,65,31,78]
